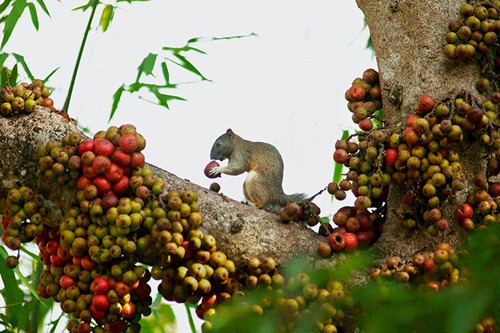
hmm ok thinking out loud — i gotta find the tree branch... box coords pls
[0,107,338,267]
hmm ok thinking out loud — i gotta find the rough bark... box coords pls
[357,0,483,259]
[0,107,339,267]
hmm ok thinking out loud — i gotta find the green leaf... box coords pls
[27,2,39,30]
[332,130,349,184]
[9,63,18,86]
[135,52,157,83]
[161,61,169,85]
[0,247,25,327]
[99,4,114,32]
[109,84,125,121]
[149,88,187,109]
[0,0,13,14]
[72,0,95,12]
[170,53,209,81]
[43,66,60,82]
[2,0,27,48]
[0,53,9,67]
[12,52,34,81]
[185,303,197,333]
[34,0,50,17]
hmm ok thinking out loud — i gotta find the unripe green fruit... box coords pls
[11,97,24,111]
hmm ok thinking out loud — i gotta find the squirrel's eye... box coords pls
[216,142,221,147]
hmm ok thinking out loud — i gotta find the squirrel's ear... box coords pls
[226,129,234,136]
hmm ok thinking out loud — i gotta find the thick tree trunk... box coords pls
[357,0,482,259]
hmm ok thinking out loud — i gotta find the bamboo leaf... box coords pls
[99,4,114,32]
[12,52,34,81]
[34,0,50,17]
[0,0,13,14]
[171,53,209,81]
[0,53,9,67]
[0,246,25,327]
[27,2,39,30]
[109,84,125,121]
[161,61,169,85]
[72,0,95,12]
[43,66,59,81]
[185,303,197,333]
[135,52,157,83]
[2,0,27,48]
[9,63,18,86]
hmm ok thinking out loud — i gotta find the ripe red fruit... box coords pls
[121,301,136,318]
[42,97,54,108]
[93,176,111,195]
[356,210,373,231]
[119,134,139,153]
[82,165,98,179]
[91,277,110,295]
[402,127,419,146]
[112,176,130,196]
[75,175,92,190]
[356,230,375,247]
[454,203,474,221]
[115,281,130,297]
[385,148,398,167]
[488,182,500,197]
[101,191,118,211]
[92,155,111,174]
[105,163,124,183]
[417,95,435,114]
[2,215,9,230]
[466,106,484,124]
[204,160,221,179]
[333,149,349,164]
[347,84,366,101]
[328,232,346,251]
[45,239,60,255]
[343,232,358,252]
[59,275,77,289]
[129,152,145,168]
[78,140,95,155]
[90,304,106,320]
[92,294,109,311]
[358,118,373,131]
[407,114,421,128]
[81,256,96,271]
[111,149,131,167]
[94,138,114,157]
[57,246,71,261]
[461,218,475,231]
[50,253,65,266]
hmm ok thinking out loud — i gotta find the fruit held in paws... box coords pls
[204,160,221,178]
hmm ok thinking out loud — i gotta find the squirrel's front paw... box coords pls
[209,166,222,176]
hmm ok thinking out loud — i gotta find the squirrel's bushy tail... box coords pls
[263,193,308,213]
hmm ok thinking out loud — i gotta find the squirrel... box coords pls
[209,129,307,213]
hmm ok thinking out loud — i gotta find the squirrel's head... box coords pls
[210,128,235,161]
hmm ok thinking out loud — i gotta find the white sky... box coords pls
[3,1,375,331]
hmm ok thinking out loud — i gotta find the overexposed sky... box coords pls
[3,1,375,331]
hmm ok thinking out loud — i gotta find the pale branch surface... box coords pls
[0,107,340,267]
